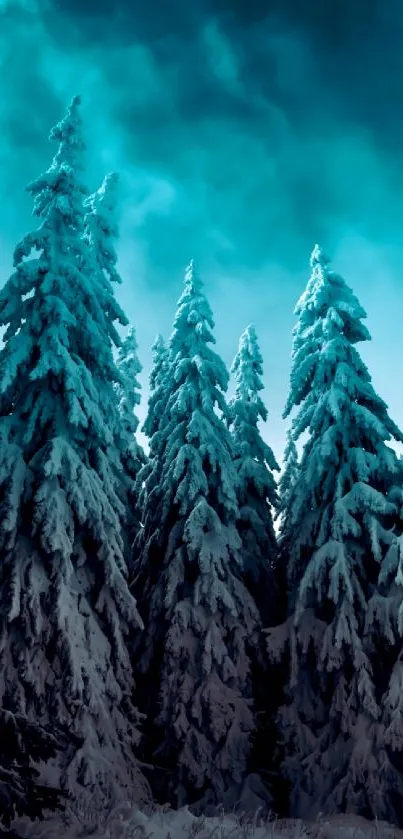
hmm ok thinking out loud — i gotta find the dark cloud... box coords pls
[41,0,403,149]
[1,0,403,458]
[2,0,403,278]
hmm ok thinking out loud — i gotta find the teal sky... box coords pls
[1,0,403,461]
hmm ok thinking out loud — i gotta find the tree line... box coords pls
[1,95,403,834]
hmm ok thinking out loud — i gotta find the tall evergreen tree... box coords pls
[83,173,136,508]
[84,173,147,568]
[267,245,403,820]
[0,97,149,814]
[275,428,300,634]
[132,335,169,573]
[228,325,282,810]
[367,463,403,825]
[116,327,146,571]
[132,334,169,577]
[0,713,67,834]
[229,324,279,623]
[83,171,127,330]
[277,430,299,533]
[132,261,261,810]
[116,327,146,475]
[142,333,169,442]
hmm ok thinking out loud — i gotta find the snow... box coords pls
[4,94,403,833]
[229,324,279,623]
[11,806,403,839]
[277,429,299,540]
[115,326,146,569]
[132,260,262,809]
[269,244,403,821]
[0,96,148,813]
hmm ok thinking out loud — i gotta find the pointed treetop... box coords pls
[119,326,141,367]
[142,335,169,440]
[84,171,119,211]
[310,243,330,268]
[152,333,166,355]
[171,259,217,353]
[84,172,121,259]
[231,324,265,407]
[48,94,85,172]
[184,257,203,294]
[277,428,299,525]
[98,171,120,204]
[284,244,373,421]
[118,326,143,382]
[150,333,168,384]
[238,323,259,353]
[245,322,257,340]
[230,323,279,474]
[116,326,143,433]
[83,172,128,341]
[283,427,298,464]
[233,324,258,362]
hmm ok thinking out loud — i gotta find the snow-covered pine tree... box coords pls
[83,171,125,302]
[228,325,282,810]
[84,173,147,570]
[132,261,261,810]
[228,324,279,624]
[276,430,299,608]
[0,712,67,833]
[367,458,403,826]
[116,327,143,455]
[83,174,136,500]
[0,96,149,814]
[132,334,169,577]
[266,245,403,821]
[115,327,146,571]
[142,334,169,442]
[277,429,299,537]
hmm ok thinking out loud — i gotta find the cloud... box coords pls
[1,0,403,461]
[2,0,403,275]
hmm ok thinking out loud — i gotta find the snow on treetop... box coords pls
[171,259,217,348]
[231,324,265,398]
[283,246,398,426]
[310,243,330,268]
[48,94,85,174]
[84,172,121,263]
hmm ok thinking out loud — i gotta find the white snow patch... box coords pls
[11,807,403,839]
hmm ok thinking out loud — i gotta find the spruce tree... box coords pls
[116,328,143,453]
[132,334,169,577]
[0,712,67,834]
[229,324,279,623]
[84,173,137,515]
[116,327,146,570]
[367,463,403,825]
[142,334,169,441]
[277,429,299,537]
[84,173,147,567]
[267,245,403,820]
[275,428,299,635]
[228,325,281,810]
[0,97,149,813]
[83,171,128,340]
[132,261,261,810]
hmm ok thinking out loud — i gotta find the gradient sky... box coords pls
[1,0,403,461]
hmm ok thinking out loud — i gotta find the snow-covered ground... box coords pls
[11,806,403,839]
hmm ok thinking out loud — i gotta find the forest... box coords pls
[0,95,403,838]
